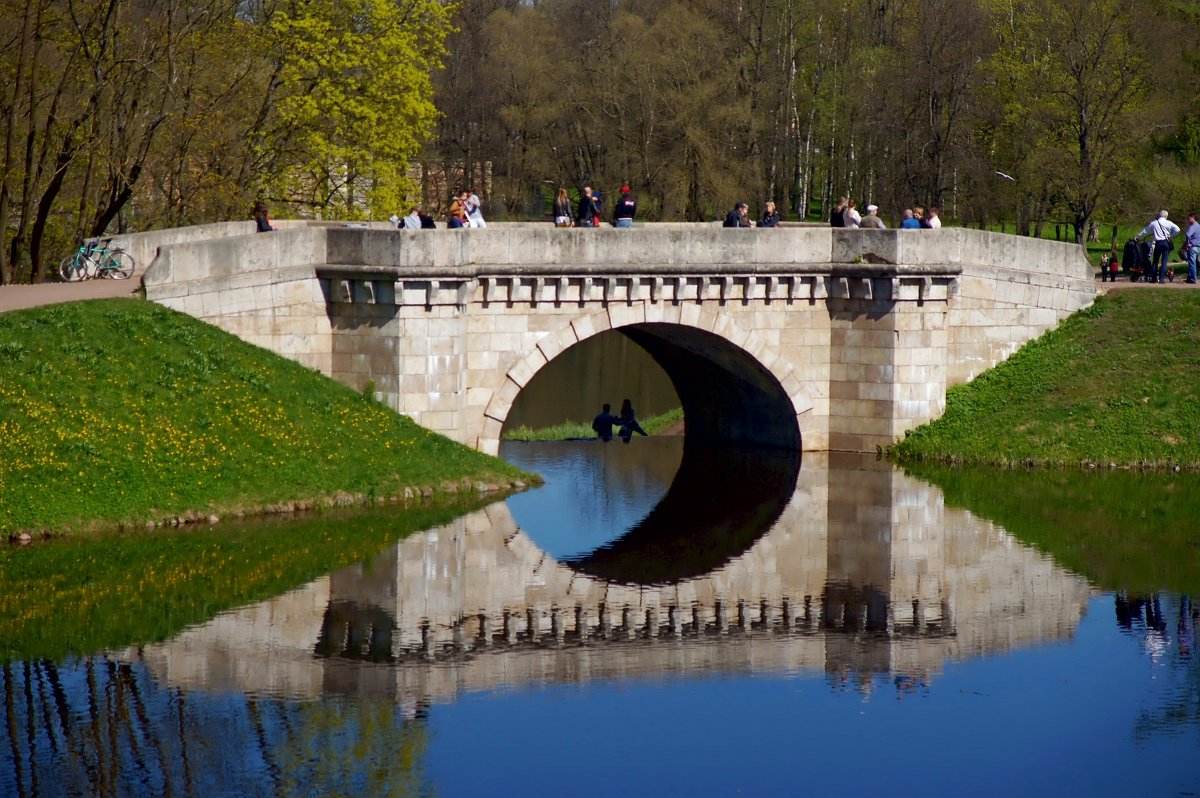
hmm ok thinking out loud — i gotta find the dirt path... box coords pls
[1099,277,1197,293]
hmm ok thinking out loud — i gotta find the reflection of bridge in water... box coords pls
[140,455,1093,701]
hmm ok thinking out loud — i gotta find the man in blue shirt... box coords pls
[1184,212,1200,284]
[900,208,922,229]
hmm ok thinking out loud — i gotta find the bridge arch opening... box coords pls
[492,314,806,452]
[618,322,801,450]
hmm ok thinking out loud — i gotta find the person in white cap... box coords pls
[859,203,886,229]
[1137,210,1181,283]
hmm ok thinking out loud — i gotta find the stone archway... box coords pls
[477,305,815,455]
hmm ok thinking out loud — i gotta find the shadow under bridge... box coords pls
[616,322,801,450]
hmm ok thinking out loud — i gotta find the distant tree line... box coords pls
[430,0,1200,241]
[2,0,1198,283]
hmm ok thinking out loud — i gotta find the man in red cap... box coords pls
[612,185,637,228]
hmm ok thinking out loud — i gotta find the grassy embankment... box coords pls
[0,299,532,535]
[889,290,1200,469]
[502,407,684,441]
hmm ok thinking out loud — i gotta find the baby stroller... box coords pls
[1122,238,1152,282]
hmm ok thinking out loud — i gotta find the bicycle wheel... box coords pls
[104,250,135,280]
[59,253,86,282]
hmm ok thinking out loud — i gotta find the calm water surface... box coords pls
[2,440,1198,797]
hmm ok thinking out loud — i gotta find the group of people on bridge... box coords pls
[721,196,939,230]
[553,186,639,228]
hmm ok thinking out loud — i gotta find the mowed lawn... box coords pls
[890,289,1200,468]
[0,299,528,533]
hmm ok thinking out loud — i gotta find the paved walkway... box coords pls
[0,277,142,313]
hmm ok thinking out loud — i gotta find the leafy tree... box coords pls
[264,0,452,218]
[984,0,1148,244]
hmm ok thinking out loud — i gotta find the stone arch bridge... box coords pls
[137,222,1094,453]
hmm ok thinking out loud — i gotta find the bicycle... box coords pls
[58,238,134,282]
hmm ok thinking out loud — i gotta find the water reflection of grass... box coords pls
[503,407,684,441]
[0,300,528,533]
[0,500,487,663]
[907,464,1200,595]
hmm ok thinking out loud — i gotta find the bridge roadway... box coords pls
[134,221,1095,454]
[134,455,1092,703]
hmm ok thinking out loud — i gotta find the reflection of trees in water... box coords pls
[0,658,429,797]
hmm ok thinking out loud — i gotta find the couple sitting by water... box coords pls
[592,399,648,443]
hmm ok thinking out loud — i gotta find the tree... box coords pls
[985,0,1148,244]
[265,0,453,218]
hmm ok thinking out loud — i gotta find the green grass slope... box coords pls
[890,290,1200,468]
[0,299,528,533]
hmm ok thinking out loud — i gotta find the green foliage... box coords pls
[0,300,527,532]
[266,0,452,217]
[0,501,487,662]
[905,464,1200,595]
[890,291,1200,468]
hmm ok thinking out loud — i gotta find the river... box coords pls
[1,437,1197,797]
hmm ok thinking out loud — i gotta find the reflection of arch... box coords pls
[564,444,802,585]
[480,306,814,454]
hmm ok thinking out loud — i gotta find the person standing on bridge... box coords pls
[723,202,752,227]
[844,198,862,228]
[1182,212,1199,284]
[576,186,601,228]
[554,187,574,227]
[465,189,486,228]
[254,202,275,232]
[829,196,848,227]
[1137,210,1181,283]
[859,204,886,229]
[759,201,780,228]
[612,186,637,228]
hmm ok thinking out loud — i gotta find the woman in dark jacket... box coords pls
[554,187,573,226]
[829,196,848,227]
[759,201,780,228]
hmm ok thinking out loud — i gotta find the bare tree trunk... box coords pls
[0,0,40,284]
